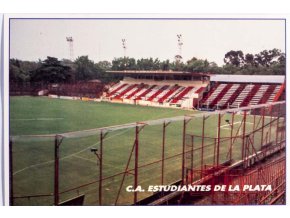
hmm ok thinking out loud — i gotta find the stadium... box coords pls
[10,70,286,205]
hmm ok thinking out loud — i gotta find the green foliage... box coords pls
[10,48,285,87]
[224,50,245,67]
[112,57,137,70]
[223,49,285,75]
[186,57,209,72]
[136,58,161,70]
[74,56,98,81]
[31,57,72,83]
[10,59,40,83]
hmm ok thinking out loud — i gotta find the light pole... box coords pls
[66,36,74,61]
[175,34,183,63]
[122,39,127,69]
[122,39,127,58]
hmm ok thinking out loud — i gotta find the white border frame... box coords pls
[1,13,289,209]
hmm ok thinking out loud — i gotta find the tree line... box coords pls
[10,48,285,85]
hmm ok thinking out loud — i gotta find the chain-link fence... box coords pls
[10,101,286,205]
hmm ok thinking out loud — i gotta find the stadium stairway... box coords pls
[200,82,220,105]
[248,84,269,105]
[125,84,146,99]
[221,84,246,109]
[204,84,227,106]
[195,87,205,94]
[217,84,240,108]
[158,85,180,103]
[231,84,254,108]
[135,85,157,100]
[147,85,169,101]
[209,83,233,108]
[171,86,194,104]
[114,84,138,99]
[258,84,277,104]
[240,84,261,107]
[107,83,128,97]
[267,85,281,102]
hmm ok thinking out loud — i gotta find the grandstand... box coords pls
[103,71,285,110]
[103,71,209,109]
[200,75,285,110]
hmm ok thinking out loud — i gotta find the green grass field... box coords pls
[10,96,195,135]
[10,96,271,205]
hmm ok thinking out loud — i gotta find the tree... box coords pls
[224,50,245,67]
[74,56,98,81]
[112,57,137,70]
[97,60,112,71]
[244,53,256,66]
[10,59,39,84]
[31,56,72,83]
[136,58,161,70]
[160,59,170,71]
[94,61,114,83]
[222,49,285,75]
[254,49,283,67]
[185,57,213,72]
[170,61,186,71]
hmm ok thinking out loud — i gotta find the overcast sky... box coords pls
[10,18,285,66]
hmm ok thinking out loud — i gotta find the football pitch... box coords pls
[10,96,267,205]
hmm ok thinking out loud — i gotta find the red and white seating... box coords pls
[158,85,180,103]
[202,83,227,107]
[171,86,194,104]
[267,85,281,103]
[218,84,240,107]
[107,83,128,97]
[199,83,283,110]
[147,85,170,102]
[135,85,157,100]
[114,84,138,99]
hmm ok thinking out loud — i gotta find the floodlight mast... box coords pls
[122,38,127,68]
[122,38,127,58]
[175,34,183,62]
[66,36,74,61]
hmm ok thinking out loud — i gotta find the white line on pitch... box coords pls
[11,118,64,121]
[220,121,254,128]
[72,155,97,164]
[13,128,131,175]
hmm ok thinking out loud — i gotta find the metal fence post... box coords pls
[99,131,103,206]
[161,122,165,186]
[161,121,170,186]
[182,118,190,185]
[9,139,14,206]
[216,114,221,166]
[54,135,62,206]
[201,116,205,178]
[134,125,139,204]
[229,113,235,161]
[260,107,265,148]
[241,111,247,163]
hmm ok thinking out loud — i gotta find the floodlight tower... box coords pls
[122,38,127,58]
[175,34,183,62]
[122,38,127,68]
[66,36,74,61]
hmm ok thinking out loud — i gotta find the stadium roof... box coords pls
[210,74,285,84]
[106,70,211,76]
